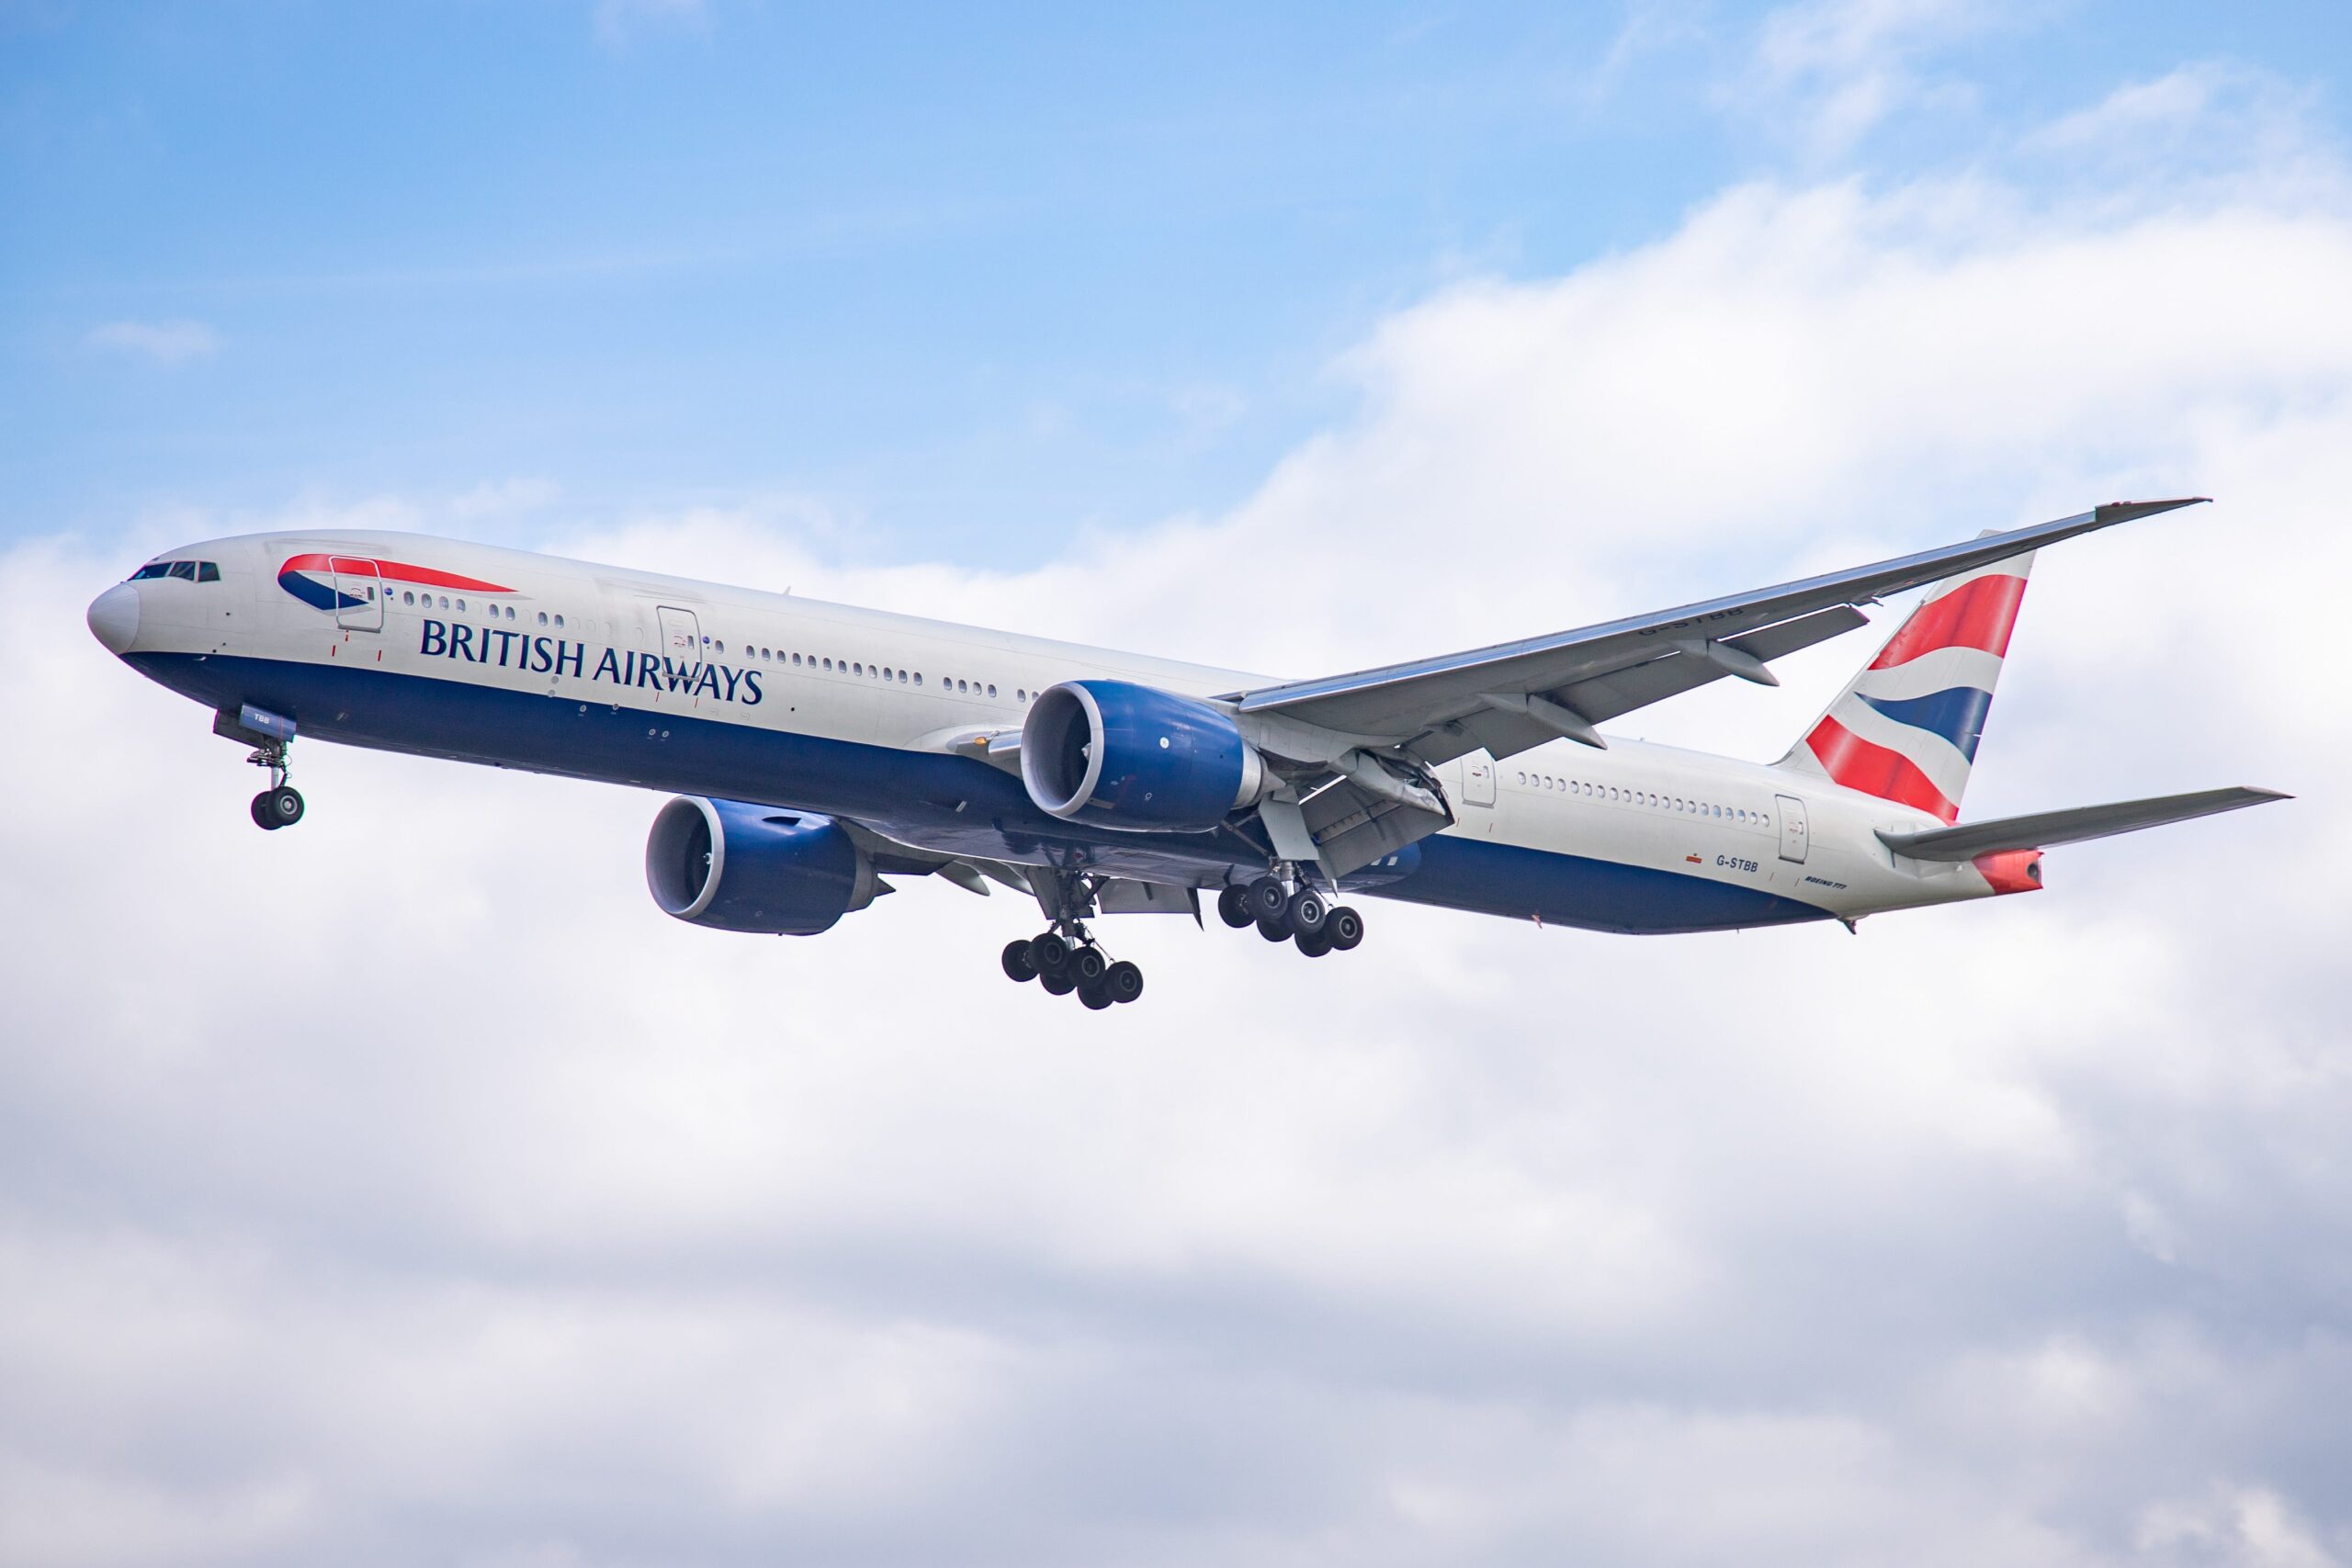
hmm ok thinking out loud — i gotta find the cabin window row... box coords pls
[393,589,562,629]
[685,640,1036,704]
[1514,770,1770,829]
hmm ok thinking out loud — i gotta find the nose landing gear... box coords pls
[250,783,305,830]
[217,705,307,831]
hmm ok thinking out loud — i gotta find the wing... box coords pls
[1222,499,2208,764]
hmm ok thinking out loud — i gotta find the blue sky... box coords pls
[7,0,2345,564]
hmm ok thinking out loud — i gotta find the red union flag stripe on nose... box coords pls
[1780,550,2035,824]
[276,553,517,613]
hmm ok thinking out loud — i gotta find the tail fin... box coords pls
[1775,548,2035,823]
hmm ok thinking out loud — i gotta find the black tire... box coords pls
[1069,946,1109,985]
[1079,983,1114,1010]
[1285,887,1328,934]
[1105,960,1144,1004]
[1295,926,1334,958]
[1030,931,1070,973]
[1247,876,1289,921]
[1040,969,1077,996]
[1257,914,1292,942]
[266,786,305,828]
[250,792,279,830]
[1216,886,1253,929]
[1001,940,1040,983]
[1327,906,1364,951]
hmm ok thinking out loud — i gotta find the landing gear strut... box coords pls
[1000,868,1147,1009]
[245,738,304,831]
[1223,871,1365,960]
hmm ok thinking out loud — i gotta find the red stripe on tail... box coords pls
[1869,572,2029,669]
[1804,716,1961,822]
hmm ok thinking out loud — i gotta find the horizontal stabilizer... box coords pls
[1878,785,2289,862]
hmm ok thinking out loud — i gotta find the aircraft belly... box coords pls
[127,650,1832,933]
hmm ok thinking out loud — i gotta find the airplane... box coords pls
[85,497,2284,1009]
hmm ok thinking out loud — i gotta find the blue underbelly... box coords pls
[128,652,1829,936]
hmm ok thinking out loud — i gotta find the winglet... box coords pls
[2090,497,2210,526]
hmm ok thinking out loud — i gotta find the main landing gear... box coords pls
[1216,874,1364,959]
[245,738,305,831]
[1001,933,1145,1010]
[1001,867,1146,1010]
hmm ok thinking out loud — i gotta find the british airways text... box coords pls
[418,619,763,705]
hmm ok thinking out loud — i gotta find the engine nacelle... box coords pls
[645,796,882,935]
[1021,679,1265,833]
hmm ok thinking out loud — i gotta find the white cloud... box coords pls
[1734,0,2022,157]
[6,80,2352,1568]
[84,319,220,366]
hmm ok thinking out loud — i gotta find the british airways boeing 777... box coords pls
[86,499,2284,1008]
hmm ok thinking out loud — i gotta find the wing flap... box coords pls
[1878,785,2288,862]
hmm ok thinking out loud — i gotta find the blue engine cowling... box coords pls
[1021,679,1266,833]
[644,796,882,935]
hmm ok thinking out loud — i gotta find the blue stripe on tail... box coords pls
[1856,686,1995,761]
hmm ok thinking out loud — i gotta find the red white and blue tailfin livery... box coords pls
[85,498,2285,1007]
[1778,550,2033,824]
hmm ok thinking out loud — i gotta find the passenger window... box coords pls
[555,615,566,628]
[988,684,997,697]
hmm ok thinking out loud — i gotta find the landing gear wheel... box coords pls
[1326,906,1364,951]
[1029,931,1070,974]
[1247,876,1289,922]
[1104,960,1145,1004]
[1040,970,1077,997]
[1257,914,1292,942]
[1295,926,1335,957]
[1285,887,1328,934]
[1001,940,1040,983]
[1216,886,1254,929]
[1069,947,1109,986]
[1078,984,1114,1010]
[253,786,304,829]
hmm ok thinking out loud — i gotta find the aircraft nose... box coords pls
[86,582,141,655]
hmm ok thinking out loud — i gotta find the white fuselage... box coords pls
[95,529,2017,932]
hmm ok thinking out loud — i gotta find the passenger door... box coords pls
[1774,793,1809,864]
[1462,754,1497,808]
[331,557,383,632]
[655,605,703,672]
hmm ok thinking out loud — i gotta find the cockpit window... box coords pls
[127,559,222,582]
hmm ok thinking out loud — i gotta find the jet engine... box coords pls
[1020,679,1266,833]
[645,796,884,934]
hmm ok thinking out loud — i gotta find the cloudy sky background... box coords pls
[4,2,2349,1562]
